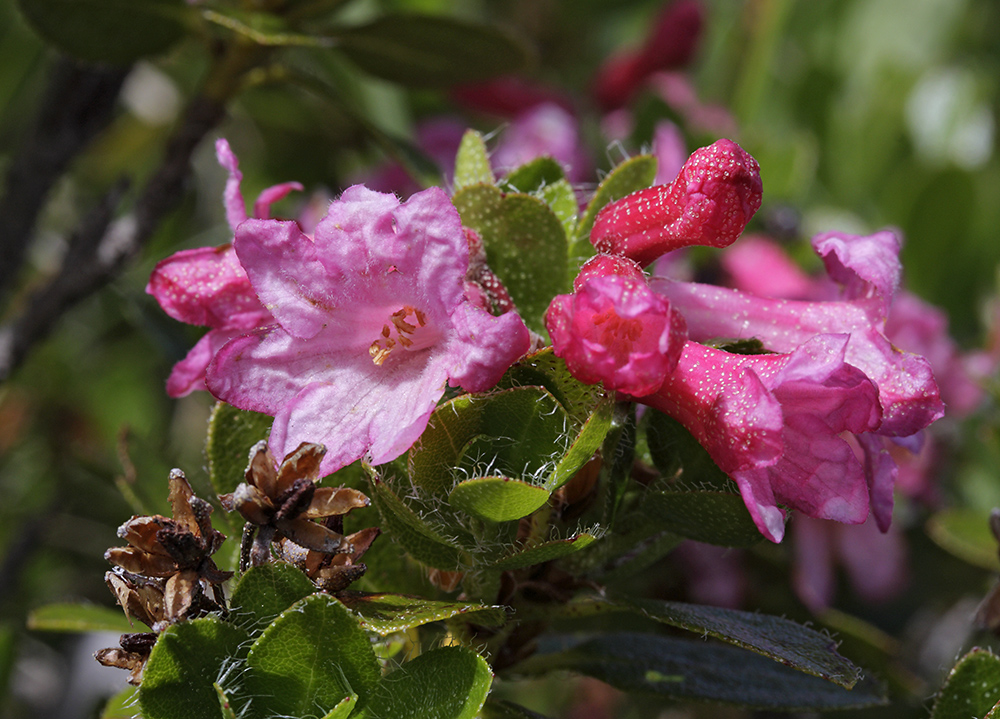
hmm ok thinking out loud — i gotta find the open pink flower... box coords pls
[546,255,687,396]
[146,140,300,396]
[206,185,531,476]
[591,139,762,266]
[639,336,883,543]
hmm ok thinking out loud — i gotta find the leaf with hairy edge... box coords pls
[571,155,658,264]
[28,603,134,634]
[931,648,1000,719]
[206,402,272,498]
[228,563,317,636]
[246,594,377,716]
[368,474,469,570]
[454,130,495,190]
[354,646,493,719]
[332,14,530,88]
[640,490,765,547]
[539,179,579,240]
[499,157,565,194]
[621,598,861,688]
[339,593,506,635]
[214,684,236,719]
[17,0,187,65]
[453,185,568,335]
[449,477,551,522]
[100,687,139,719]
[514,633,886,711]
[323,695,358,719]
[139,618,248,719]
[489,533,597,571]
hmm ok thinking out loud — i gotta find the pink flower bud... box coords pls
[591,139,763,266]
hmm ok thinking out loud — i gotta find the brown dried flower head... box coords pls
[220,441,370,568]
[276,526,380,593]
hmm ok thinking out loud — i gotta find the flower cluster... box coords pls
[547,139,945,542]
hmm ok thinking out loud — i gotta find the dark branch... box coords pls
[0,57,129,300]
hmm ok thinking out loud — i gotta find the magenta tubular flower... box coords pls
[546,255,688,396]
[146,140,300,396]
[591,139,763,267]
[639,335,882,543]
[206,186,531,476]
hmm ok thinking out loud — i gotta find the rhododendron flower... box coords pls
[491,102,590,184]
[639,335,883,543]
[591,139,762,266]
[207,185,531,476]
[546,254,687,396]
[147,139,300,396]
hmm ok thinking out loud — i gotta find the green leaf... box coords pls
[499,157,565,194]
[100,687,140,718]
[515,633,886,711]
[410,388,567,501]
[449,477,551,522]
[27,603,133,634]
[453,185,568,334]
[454,130,494,190]
[481,699,553,719]
[323,695,358,719]
[355,646,493,719]
[213,684,236,719]
[228,563,317,636]
[490,532,597,570]
[640,490,765,547]
[931,648,1000,719]
[644,408,732,491]
[202,8,330,47]
[246,594,378,716]
[339,593,506,635]
[571,154,658,264]
[332,14,530,88]
[369,475,469,570]
[206,402,272,498]
[621,598,862,688]
[17,0,187,65]
[927,509,1000,571]
[538,179,579,240]
[139,617,248,719]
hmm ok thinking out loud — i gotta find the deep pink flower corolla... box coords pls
[591,139,763,266]
[146,139,299,396]
[639,336,883,543]
[546,255,688,396]
[206,185,531,476]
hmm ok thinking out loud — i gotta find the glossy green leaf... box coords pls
[206,402,272,498]
[332,14,530,88]
[927,509,1000,571]
[453,185,568,334]
[139,617,248,719]
[355,646,493,719]
[931,648,1000,719]
[490,532,597,570]
[246,594,377,716]
[27,602,133,634]
[571,154,658,263]
[515,633,886,711]
[621,598,862,687]
[454,130,494,190]
[228,563,317,635]
[640,490,765,547]
[339,593,506,635]
[17,0,187,65]
[369,476,469,570]
[499,157,565,194]
[449,477,551,522]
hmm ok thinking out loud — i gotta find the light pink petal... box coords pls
[730,466,787,543]
[253,182,304,220]
[792,517,837,612]
[269,351,452,475]
[215,138,247,232]
[235,219,342,340]
[720,235,815,300]
[835,518,908,604]
[146,245,267,330]
[166,332,217,397]
[652,121,686,185]
[856,434,898,532]
[492,103,589,183]
[591,140,763,266]
[812,230,901,316]
[447,303,530,392]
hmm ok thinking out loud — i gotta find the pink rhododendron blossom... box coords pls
[146,139,300,396]
[652,121,688,185]
[546,255,687,396]
[639,335,883,543]
[720,235,817,300]
[591,139,763,266]
[492,103,590,184]
[207,185,531,476]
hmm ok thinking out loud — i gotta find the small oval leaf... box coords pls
[449,477,551,522]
